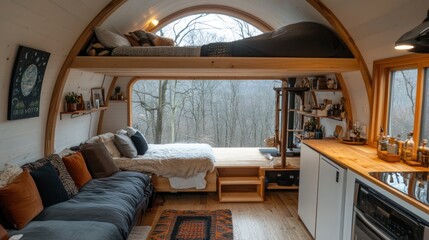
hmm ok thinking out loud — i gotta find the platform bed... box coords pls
[151,147,299,193]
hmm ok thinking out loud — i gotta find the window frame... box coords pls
[371,54,429,148]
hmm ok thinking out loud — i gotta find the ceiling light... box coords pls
[151,19,159,26]
[395,9,429,53]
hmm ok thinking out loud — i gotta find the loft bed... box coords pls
[71,22,360,78]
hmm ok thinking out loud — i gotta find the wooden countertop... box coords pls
[303,139,429,215]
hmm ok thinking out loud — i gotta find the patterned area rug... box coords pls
[148,209,233,240]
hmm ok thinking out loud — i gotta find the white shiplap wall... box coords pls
[0,0,109,167]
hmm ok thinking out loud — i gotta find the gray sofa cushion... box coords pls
[34,171,152,239]
[9,220,122,240]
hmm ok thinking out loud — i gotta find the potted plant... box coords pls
[115,86,121,100]
[65,92,79,112]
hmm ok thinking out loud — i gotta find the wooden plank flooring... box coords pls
[141,191,312,240]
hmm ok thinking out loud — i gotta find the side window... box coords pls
[420,68,429,141]
[387,69,417,139]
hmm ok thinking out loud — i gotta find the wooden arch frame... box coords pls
[44,0,370,155]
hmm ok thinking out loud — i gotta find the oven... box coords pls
[352,180,429,240]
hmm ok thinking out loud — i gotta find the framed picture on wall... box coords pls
[91,88,105,108]
[7,46,50,120]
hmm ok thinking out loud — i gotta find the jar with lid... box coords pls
[403,133,415,162]
[387,137,398,155]
[418,139,429,167]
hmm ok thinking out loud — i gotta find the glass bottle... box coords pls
[377,127,384,151]
[418,139,428,166]
[404,133,415,162]
[387,137,398,155]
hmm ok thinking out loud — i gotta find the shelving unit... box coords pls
[296,110,343,121]
[217,167,264,202]
[263,157,300,190]
[60,107,107,119]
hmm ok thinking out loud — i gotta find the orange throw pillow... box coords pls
[0,224,8,240]
[0,171,43,229]
[62,152,92,189]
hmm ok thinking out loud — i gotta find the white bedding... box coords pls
[113,143,215,178]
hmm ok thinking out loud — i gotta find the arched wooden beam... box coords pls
[307,0,372,105]
[44,0,126,155]
[98,76,118,134]
[335,73,353,126]
[147,4,274,32]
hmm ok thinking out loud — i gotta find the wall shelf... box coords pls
[296,110,343,121]
[60,107,108,120]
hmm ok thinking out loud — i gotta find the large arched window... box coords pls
[131,14,274,147]
[155,13,262,46]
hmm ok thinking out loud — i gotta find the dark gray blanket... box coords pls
[201,22,353,58]
[33,171,151,239]
[9,220,122,240]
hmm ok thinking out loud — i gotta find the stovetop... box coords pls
[369,171,429,207]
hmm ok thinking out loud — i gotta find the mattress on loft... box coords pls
[112,46,201,56]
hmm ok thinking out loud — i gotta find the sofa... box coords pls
[0,150,153,240]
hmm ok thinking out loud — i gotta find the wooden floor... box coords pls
[141,191,311,240]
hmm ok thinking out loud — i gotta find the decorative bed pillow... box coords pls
[0,171,43,229]
[94,27,131,48]
[98,133,121,158]
[131,131,149,155]
[129,30,155,46]
[29,162,69,207]
[22,154,78,198]
[124,34,140,46]
[152,36,175,46]
[114,133,138,158]
[80,143,119,178]
[62,152,92,189]
[0,163,23,188]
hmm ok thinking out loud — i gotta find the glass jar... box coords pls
[387,137,398,155]
[404,133,415,162]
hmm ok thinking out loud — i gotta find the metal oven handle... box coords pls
[354,207,393,240]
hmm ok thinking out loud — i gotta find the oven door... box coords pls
[353,208,393,240]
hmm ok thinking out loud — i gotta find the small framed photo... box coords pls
[84,100,92,110]
[91,88,105,108]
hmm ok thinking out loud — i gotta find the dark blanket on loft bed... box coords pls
[200,22,353,58]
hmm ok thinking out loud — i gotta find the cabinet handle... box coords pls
[336,171,339,183]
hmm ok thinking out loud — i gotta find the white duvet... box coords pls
[113,143,216,178]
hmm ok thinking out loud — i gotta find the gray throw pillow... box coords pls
[80,143,120,178]
[114,134,138,158]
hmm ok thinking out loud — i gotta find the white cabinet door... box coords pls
[298,144,320,238]
[315,156,346,240]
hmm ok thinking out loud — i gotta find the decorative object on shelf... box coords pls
[91,88,105,108]
[64,92,79,112]
[84,101,92,110]
[8,46,50,120]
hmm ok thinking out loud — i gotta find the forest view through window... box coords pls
[130,14,273,147]
[132,80,277,147]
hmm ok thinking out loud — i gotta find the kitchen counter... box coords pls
[303,139,429,215]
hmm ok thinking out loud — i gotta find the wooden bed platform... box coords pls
[70,56,360,78]
[152,147,300,193]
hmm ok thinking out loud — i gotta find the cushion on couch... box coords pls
[62,152,92,189]
[0,224,7,240]
[0,163,22,188]
[30,162,69,207]
[80,143,119,178]
[114,133,138,158]
[0,171,43,229]
[22,155,78,198]
[99,133,121,158]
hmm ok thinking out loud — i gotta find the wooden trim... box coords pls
[371,54,429,147]
[147,4,274,33]
[70,57,360,78]
[335,73,353,125]
[127,77,140,126]
[280,80,288,168]
[307,0,372,111]
[44,0,126,155]
[97,76,118,134]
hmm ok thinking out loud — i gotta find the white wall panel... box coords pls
[0,0,108,169]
